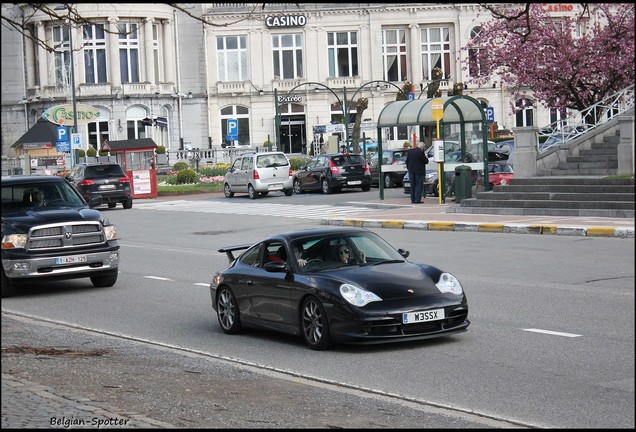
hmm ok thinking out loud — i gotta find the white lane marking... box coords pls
[523,328,582,338]
[144,276,173,281]
[194,283,210,287]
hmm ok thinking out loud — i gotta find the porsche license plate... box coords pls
[402,308,445,324]
[348,180,362,185]
[268,183,283,190]
[55,255,87,264]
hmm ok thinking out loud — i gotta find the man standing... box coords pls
[405,142,429,203]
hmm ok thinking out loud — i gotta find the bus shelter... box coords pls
[375,95,490,200]
[102,138,158,199]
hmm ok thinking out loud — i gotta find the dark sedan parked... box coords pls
[293,153,371,194]
[67,162,133,209]
[210,227,469,350]
[369,148,408,188]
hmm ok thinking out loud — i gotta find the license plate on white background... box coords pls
[348,180,362,185]
[99,184,115,190]
[402,308,444,324]
[268,183,283,190]
[55,255,87,264]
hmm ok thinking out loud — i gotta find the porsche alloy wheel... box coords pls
[301,296,333,350]
[217,287,242,334]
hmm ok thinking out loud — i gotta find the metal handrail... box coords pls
[538,84,634,152]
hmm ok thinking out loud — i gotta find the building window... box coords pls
[382,29,407,82]
[217,35,248,81]
[118,23,140,83]
[420,26,452,80]
[467,26,484,77]
[88,121,110,151]
[220,105,250,146]
[327,31,358,78]
[153,23,161,83]
[83,24,107,84]
[515,98,534,127]
[126,106,146,139]
[52,26,71,87]
[272,34,303,79]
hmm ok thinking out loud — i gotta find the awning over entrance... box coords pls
[11,118,59,150]
[102,138,157,152]
[377,95,486,127]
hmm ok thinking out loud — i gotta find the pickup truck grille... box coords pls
[28,222,105,251]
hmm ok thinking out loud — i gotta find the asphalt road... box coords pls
[2,193,634,428]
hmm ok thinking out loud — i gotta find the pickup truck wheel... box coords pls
[123,198,133,209]
[1,270,16,298]
[90,270,118,288]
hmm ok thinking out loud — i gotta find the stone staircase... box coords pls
[448,177,634,218]
[537,131,620,176]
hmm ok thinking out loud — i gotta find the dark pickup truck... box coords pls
[1,175,120,298]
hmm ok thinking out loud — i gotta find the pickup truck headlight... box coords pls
[2,234,28,249]
[103,225,117,241]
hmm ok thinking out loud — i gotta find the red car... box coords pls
[480,161,514,189]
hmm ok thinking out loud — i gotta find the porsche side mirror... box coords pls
[398,248,410,258]
[264,261,289,273]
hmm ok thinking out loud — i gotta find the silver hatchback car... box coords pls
[223,151,294,199]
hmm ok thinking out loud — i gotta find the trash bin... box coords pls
[454,165,472,203]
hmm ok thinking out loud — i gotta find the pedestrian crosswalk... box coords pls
[132,199,377,220]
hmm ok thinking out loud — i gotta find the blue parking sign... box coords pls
[485,107,495,123]
[226,119,238,141]
[57,126,68,142]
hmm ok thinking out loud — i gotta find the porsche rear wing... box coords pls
[218,244,252,263]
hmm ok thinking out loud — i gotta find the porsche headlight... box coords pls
[436,272,463,295]
[213,273,223,287]
[2,234,27,249]
[340,284,382,307]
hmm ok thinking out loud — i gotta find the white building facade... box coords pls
[1,3,591,168]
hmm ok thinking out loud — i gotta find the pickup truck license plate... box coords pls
[402,308,444,324]
[55,255,87,264]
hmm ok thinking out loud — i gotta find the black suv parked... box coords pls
[67,162,133,209]
[1,175,120,297]
[293,153,371,194]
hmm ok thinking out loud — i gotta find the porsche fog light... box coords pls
[340,284,382,307]
[436,273,463,295]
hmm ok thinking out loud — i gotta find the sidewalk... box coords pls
[153,190,634,238]
[325,195,635,239]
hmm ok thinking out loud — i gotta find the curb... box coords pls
[320,218,635,239]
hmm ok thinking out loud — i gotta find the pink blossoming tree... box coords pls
[463,4,635,116]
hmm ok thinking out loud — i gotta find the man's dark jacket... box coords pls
[406,147,429,174]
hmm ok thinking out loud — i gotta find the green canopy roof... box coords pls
[377,95,486,127]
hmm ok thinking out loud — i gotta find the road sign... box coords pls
[407,92,415,101]
[57,126,68,142]
[226,118,238,141]
[71,133,81,148]
[485,107,495,123]
[56,141,70,152]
